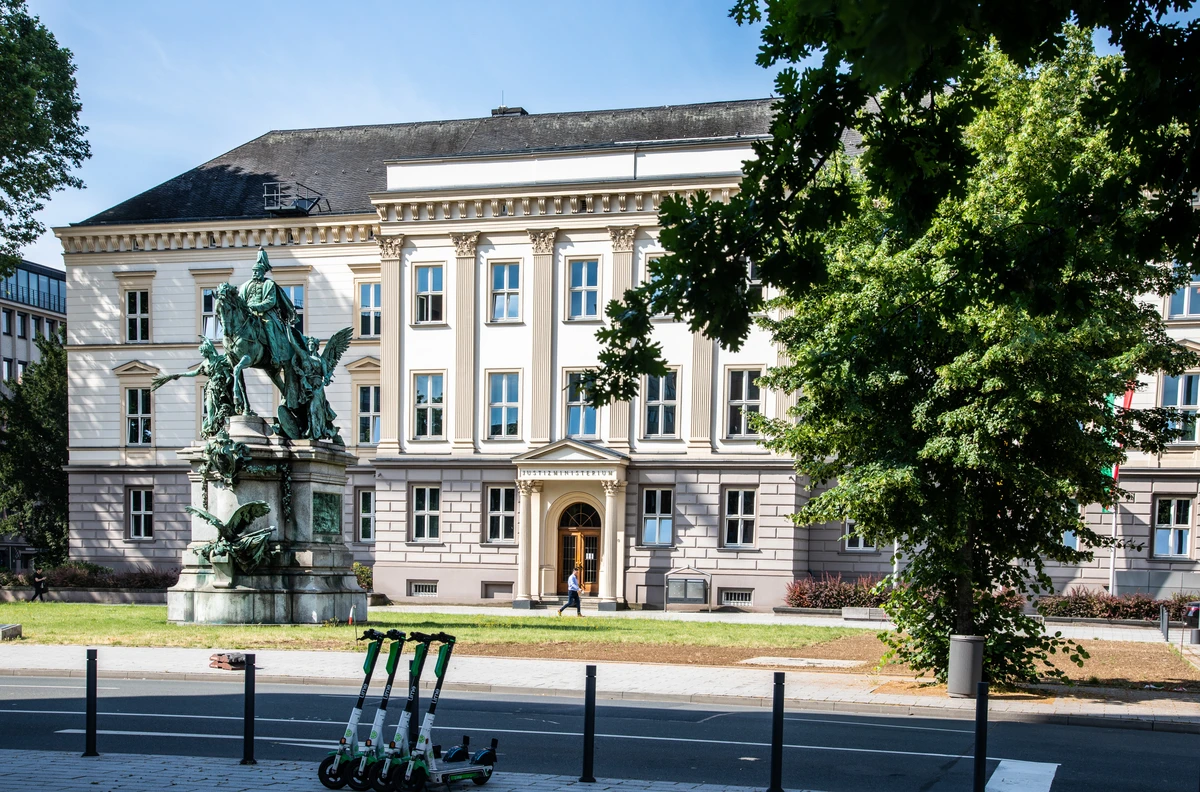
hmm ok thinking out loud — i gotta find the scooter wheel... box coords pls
[372,762,399,792]
[403,766,428,792]
[471,757,494,785]
[347,759,379,791]
[319,755,350,790]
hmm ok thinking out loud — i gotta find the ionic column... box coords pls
[514,479,538,609]
[377,235,404,457]
[528,229,557,444]
[599,479,624,609]
[607,227,637,451]
[451,232,480,451]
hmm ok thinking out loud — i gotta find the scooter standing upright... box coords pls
[319,628,388,790]
[403,633,498,791]
[346,629,407,791]
[372,631,436,792]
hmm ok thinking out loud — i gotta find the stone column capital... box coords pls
[450,231,480,258]
[601,479,625,496]
[528,228,559,255]
[607,226,638,253]
[377,235,404,260]
[518,479,543,496]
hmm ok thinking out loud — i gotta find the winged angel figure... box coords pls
[300,327,353,443]
[185,500,278,573]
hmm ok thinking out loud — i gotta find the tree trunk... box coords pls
[955,521,975,635]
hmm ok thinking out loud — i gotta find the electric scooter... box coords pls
[346,629,407,791]
[319,628,388,790]
[373,631,436,792]
[403,633,498,791]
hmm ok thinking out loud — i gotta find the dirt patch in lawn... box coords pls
[1045,639,1200,691]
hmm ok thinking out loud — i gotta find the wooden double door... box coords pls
[557,502,601,596]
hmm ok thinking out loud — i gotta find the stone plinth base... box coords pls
[167,418,367,624]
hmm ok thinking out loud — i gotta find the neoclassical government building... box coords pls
[57,99,1200,607]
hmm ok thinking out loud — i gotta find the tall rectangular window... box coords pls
[201,287,223,339]
[125,292,148,342]
[15,361,26,382]
[746,259,763,305]
[490,262,520,322]
[358,385,380,445]
[128,489,153,540]
[1155,498,1191,557]
[844,520,877,552]
[16,311,28,340]
[281,285,304,332]
[724,489,756,547]
[488,372,519,438]
[2,359,11,381]
[31,317,42,339]
[1170,275,1200,317]
[566,372,597,438]
[644,372,677,437]
[413,486,440,541]
[414,373,444,438]
[126,387,152,446]
[568,260,599,319]
[358,489,376,543]
[487,486,516,542]
[642,489,673,545]
[415,265,443,323]
[2,309,10,336]
[1163,373,1200,442]
[360,282,381,337]
[727,369,762,437]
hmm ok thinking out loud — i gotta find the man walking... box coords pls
[558,565,583,616]
[29,567,48,602]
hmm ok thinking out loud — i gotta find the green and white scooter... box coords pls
[346,629,407,791]
[319,628,388,790]
[372,631,437,792]
[403,633,498,791]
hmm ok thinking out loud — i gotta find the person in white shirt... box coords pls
[558,565,583,616]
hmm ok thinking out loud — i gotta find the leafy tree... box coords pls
[0,330,68,565]
[586,6,1198,684]
[0,0,89,274]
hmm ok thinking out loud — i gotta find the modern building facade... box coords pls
[0,259,67,571]
[58,98,1195,607]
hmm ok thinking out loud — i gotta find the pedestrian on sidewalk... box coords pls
[29,567,48,602]
[559,565,583,616]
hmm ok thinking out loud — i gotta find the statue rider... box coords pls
[239,248,308,367]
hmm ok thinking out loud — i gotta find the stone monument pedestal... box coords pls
[167,416,368,624]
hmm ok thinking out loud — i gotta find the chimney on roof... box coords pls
[491,105,528,117]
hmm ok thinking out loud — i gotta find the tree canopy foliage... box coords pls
[0,0,89,274]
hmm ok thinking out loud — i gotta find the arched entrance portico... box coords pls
[511,439,628,610]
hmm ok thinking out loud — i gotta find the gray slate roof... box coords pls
[78,99,780,227]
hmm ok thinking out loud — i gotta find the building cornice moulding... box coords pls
[381,135,768,166]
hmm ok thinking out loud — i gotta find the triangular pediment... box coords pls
[513,438,627,464]
[1180,339,1200,355]
[345,356,381,373]
[112,360,161,376]
[665,565,710,578]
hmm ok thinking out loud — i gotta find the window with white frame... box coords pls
[128,489,153,540]
[488,372,519,438]
[126,292,148,342]
[645,254,670,317]
[414,373,444,438]
[1163,373,1200,442]
[126,387,152,446]
[644,372,678,437]
[360,282,381,337]
[1155,497,1191,557]
[724,489,756,547]
[642,489,673,545]
[280,284,304,332]
[843,520,877,552]
[490,262,520,322]
[412,486,440,541]
[568,260,599,319]
[358,385,380,445]
[727,369,762,437]
[486,486,516,542]
[746,259,763,305]
[1170,274,1200,317]
[566,372,597,438]
[1063,530,1078,551]
[415,265,444,323]
[201,288,223,339]
[358,489,376,543]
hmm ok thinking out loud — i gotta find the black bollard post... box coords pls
[973,681,988,792]
[241,653,256,765]
[83,648,98,757]
[767,672,784,792]
[580,664,596,783]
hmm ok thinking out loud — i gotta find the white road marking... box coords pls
[986,759,1059,791]
[0,684,118,690]
[786,716,972,735]
[8,708,344,726]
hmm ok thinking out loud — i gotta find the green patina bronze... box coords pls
[312,492,343,535]
[186,501,279,572]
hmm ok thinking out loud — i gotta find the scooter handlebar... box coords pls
[408,631,454,644]
[357,628,386,641]
[385,629,405,641]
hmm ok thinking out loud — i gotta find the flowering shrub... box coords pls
[1035,587,1199,621]
[784,573,888,608]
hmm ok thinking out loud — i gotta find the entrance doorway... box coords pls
[558,502,600,595]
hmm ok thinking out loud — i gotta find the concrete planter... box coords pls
[842,607,889,621]
[0,587,167,604]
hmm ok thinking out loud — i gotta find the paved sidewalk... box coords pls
[2,642,1198,733]
[0,750,824,792]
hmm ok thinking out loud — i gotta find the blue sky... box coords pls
[21,0,782,267]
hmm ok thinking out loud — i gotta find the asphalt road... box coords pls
[0,676,1195,792]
